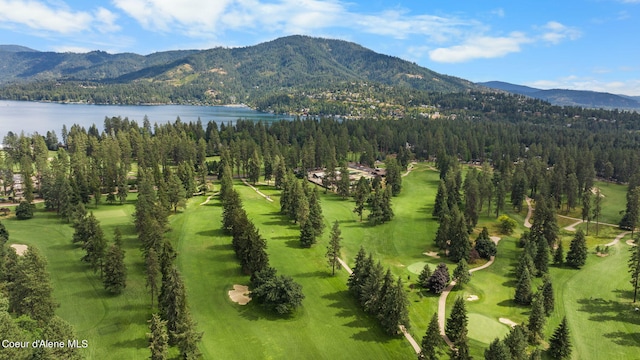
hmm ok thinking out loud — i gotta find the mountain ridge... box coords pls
[478,80,640,110]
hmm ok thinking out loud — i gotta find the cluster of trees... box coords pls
[418,263,450,294]
[71,205,127,293]
[351,175,395,225]
[483,317,571,360]
[133,167,202,359]
[278,170,325,247]
[219,162,304,315]
[0,222,83,360]
[347,247,410,335]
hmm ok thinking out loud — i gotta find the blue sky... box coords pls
[1,0,640,95]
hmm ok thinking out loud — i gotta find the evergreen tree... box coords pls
[347,247,368,297]
[420,312,442,360]
[582,191,592,235]
[629,242,640,303]
[463,169,480,229]
[433,179,448,219]
[34,315,83,360]
[147,313,169,360]
[166,170,187,213]
[251,267,305,314]
[81,212,107,276]
[428,263,450,294]
[566,229,587,269]
[528,294,546,344]
[450,332,472,360]
[435,212,451,252]
[548,317,571,359]
[158,265,185,345]
[378,277,410,335]
[385,157,403,196]
[381,185,394,222]
[593,188,602,235]
[475,227,497,260]
[308,187,325,237]
[361,261,385,314]
[448,207,470,263]
[337,162,351,198]
[103,228,127,294]
[326,221,342,275]
[540,275,555,316]
[553,240,564,266]
[484,337,512,360]
[453,259,471,288]
[299,218,316,248]
[8,246,58,325]
[446,296,468,344]
[514,263,532,305]
[534,235,549,276]
[353,176,371,222]
[504,325,528,360]
[418,263,432,289]
[173,311,203,360]
[146,247,160,308]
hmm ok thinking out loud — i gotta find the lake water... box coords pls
[0,100,293,139]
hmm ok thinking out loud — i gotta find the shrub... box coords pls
[498,215,517,235]
[15,201,34,220]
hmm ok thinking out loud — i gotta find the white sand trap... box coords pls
[466,295,479,301]
[423,251,440,258]
[10,244,28,256]
[499,318,517,328]
[591,187,605,197]
[228,285,251,305]
[627,239,638,247]
[490,236,501,245]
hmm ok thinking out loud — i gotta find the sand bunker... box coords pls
[490,236,501,245]
[591,187,605,197]
[10,244,28,256]
[228,285,251,305]
[466,295,479,301]
[499,318,517,328]
[423,251,440,258]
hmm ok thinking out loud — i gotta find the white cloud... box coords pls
[0,0,92,33]
[540,21,581,44]
[94,7,120,33]
[429,32,531,63]
[527,76,640,96]
[112,0,477,43]
[0,0,120,35]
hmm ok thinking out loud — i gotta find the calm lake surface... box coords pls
[0,100,293,139]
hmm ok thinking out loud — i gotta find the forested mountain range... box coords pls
[479,81,640,110]
[0,36,476,111]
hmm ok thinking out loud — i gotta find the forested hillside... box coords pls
[0,36,475,111]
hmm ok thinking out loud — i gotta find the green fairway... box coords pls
[172,185,415,359]
[467,313,510,344]
[4,195,151,359]
[2,163,639,359]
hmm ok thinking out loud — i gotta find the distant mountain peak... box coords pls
[0,45,39,53]
[478,80,640,110]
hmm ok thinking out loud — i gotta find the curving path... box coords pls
[524,197,533,228]
[605,231,631,247]
[199,195,213,205]
[437,238,501,349]
[241,179,274,202]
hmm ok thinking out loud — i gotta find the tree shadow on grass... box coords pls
[603,331,640,347]
[196,228,226,237]
[270,235,298,241]
[501,279,517,288]
[286,240,302,249]
[208,243,233,251]
[295,270,330,279]
[576,297,640,326]
[114,337,147,350]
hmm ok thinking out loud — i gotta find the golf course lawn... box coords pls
[2,162,639,359]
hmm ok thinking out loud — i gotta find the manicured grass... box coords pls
[172,186,414,359]
[3,195,151,359]
[2,164,638,359]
